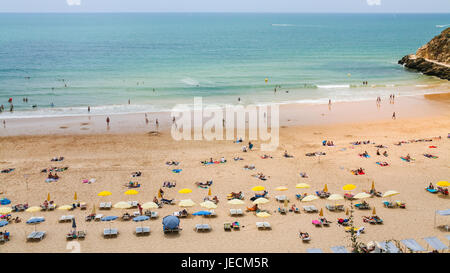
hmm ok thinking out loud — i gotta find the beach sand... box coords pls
[0,93,449,253]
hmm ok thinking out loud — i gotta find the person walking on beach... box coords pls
[2,120,5,128]
[106,117,110,127]
[128,99,130,105]
[392,112,396,120]
[156,118,159,131]
[88,106,90,113]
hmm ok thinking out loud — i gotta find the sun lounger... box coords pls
[400,239,425,252]
[303,205,319,213]
[307,248,323,253]
[105,202,112,209]
[77,231,86,239]
[99,203,106,209]
[128,201,138,208]
[27,231,38,241]
[103,228,118,238]
[278,207,287,214]
[330,246,349,253]
[28,231,46,241]
[150,211,158,219]
[325,204,336,211]
[163,227,180,233]
[256,222,271,230]
[136,226,150,236]
[378,241,401,253]
[424,236,448,251]
[224,222,232,231]
[195,224,212,232]
[59,215,74,223]
[206,210,217,217]
[94,214,103,221]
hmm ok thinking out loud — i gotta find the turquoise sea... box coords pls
[0,13,449,118]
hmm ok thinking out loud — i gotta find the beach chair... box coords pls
[33,231,46,241]
[307,248,323,253]
[330,246,349,253]
[94,214,103,221]
[325,204,336,211]
[206,210,217,217]
[236,209,243,216]
[378,241,401,253]
[150,211,159,219]
[383,201,396,208]
[400,239,425,252]
[136,227,150,236]
[195,224,211,232]
[27,231,38,241]
[308,205,319,213]
[105,202,112,209]
[424,236,448,251]
[336,204,344,211]
[77,231,86,239]
[224,222,232,231]
[99,203,106,209]
[80,203,87,210]
[128,201,138,208]
[278,207,287,214]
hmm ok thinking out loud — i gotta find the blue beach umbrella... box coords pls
[26,217,45,224]
[192,211,212,216]
[162,215,180,229]
[0,220,8,227]
[101,215,118,221]
[133,215,150,222]
[0,198,11,205]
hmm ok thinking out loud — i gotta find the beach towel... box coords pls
[1,168,14,173]
[400,157,414,162]
[426,188,438,193]
[359,154,370,158]
[376,162,389,167]
[423,154,438,159]
[429,146,437,148]
[172,169,182,173]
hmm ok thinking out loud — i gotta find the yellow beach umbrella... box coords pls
[113,201,132,209]
[437,181,450,187]
[158,190,162,198]
[0,207,12,214]
[296,183,310,189]
[275,186,288,191]
[353,192,371,199]
[178,188,192,194]
[26,206,41,213]
[382,190,399,198]
[327,194,344,201]
[342,184,356,191]
[256,211,271,218]
[142,202,159,209]
[74,192,78,201]
[208,188,212,196]
[124,189,139,195]
[323,184,328,192]
[98,191,112,197]
[372,207,376,215]
[319,208,324,216]
[200,201,217,209]
[371,181,375,190]
[228,199,245,205]
[252,186,265,192]
[253,198,269,205]
[301,195,319,202]
[47,193,51,201]
[57,205,73,210]
[179,199,196,207]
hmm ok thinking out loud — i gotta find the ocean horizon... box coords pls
[0,13,448,118]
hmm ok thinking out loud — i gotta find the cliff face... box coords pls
[398,28,450,80]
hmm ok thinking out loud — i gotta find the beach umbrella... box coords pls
[327,194,344,201]
[372,207,376,215]
[192,211,212,216]
[0,198,11,205]
[382,190,400,198]
[275,186,288,191]
[26,217,45,224]
[74,192,77,201]
[342,184,356,191]
[133,215,150,222]
[252,186,265,192]
[162,215,180,229]
[436,181,449,187]
[124,189,139,195]
[353,192,371,199]
[253,198,269,205]
[0,207,12,214]
[142,202,158,209]
[158,190,162,198]
[323,184,328,192]
[0,220,8,227]
[228,199,245,205]
[208,188,212,196]
[98,191,112,197]
[178,199,195,207]
[113,201,132,209]
[301,195,319,202]
[284,199,288,208]
[47,193,50,201]
[345,208,349,215]
[101,216,118,221]
[25,206,41,213]
[296,183,310,189]
[178,188,192,194]
[371,181,375,190]
[256,212,271,218]
[92,204,96,214]
[200,201,217,209]
[319,208,324,217]
[57,205,73,210]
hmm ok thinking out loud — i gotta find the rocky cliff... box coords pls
[398,27,450,80]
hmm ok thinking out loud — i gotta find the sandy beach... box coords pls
[0,93,449,253]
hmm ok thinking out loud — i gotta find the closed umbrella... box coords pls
[319,208,324,217]
[47,193,50,201]
[323,184,328,192]
[372,207,376,215]
[74,192,78,201]
[302,195,319,202]
[72,218,77,229]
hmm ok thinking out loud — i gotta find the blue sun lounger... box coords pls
[424,236,448,251]
[378,241,401,253]
[400,239,425,252]
[307,248,323,253]
[330,246,349,253]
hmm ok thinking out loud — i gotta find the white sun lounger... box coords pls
[94,214,103,221]
[330,246,349,253]
[256,222,271,229]
[128,201,138,208]
[307,248,323,253]
[105,202,112,209]
[99,203,106,209]
[378,241,401,253]
[136,226,151,235]
[206,210,217,217]
[424,236,448,251]
[303,205,318,213]
[400,239,425,252]
[150,211,158,219]
[59,215,74,223]
[195,224,212,232]
[230,209,243,216]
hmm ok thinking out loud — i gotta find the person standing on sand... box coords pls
[106,117,110,127]
[128,99,130,105]
[392,112,396,120]
[2,120,5,128]
[156,118,159,131]
[88,106,90,113]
